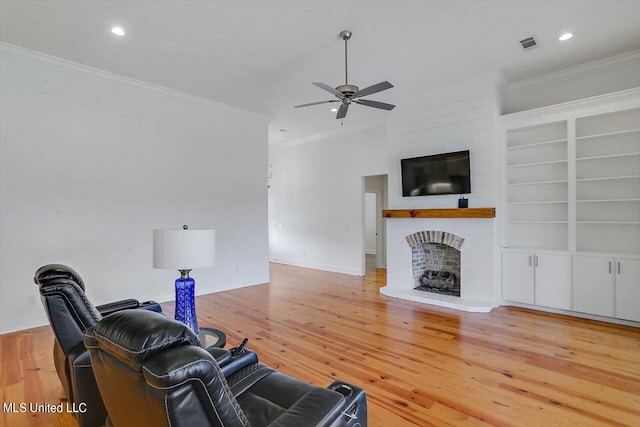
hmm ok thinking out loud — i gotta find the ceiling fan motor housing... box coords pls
[336,84,359,96]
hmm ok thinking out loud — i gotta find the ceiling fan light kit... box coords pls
[294,30,395,120]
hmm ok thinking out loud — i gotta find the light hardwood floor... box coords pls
[2,263,639,426]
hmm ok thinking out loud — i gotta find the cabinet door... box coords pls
[503,252,534,304]
[573,256,614,317]
[616,259,640,322]
[534,254,572,310]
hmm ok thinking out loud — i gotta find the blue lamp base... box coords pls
[175,270,199,334]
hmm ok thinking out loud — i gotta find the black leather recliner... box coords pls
[34,264,163,427]
[83,309,368,427]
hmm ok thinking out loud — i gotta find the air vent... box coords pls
[519,36,538,50]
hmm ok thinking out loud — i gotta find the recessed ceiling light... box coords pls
[111,27,125,36]
[330,108,338,112]
[559,33,573,41]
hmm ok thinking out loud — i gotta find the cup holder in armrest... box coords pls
[327,381,368,426]
[332,383,353,398]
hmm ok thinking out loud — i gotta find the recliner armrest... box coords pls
[206,347,232,366]
[269,388,345,427]
[221,350,258,378]
[96,298,140,316]
[205,347,259,378]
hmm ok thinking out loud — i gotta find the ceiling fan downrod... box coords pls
[340,30,352,85]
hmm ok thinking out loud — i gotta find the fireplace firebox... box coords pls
[407,231,464,297]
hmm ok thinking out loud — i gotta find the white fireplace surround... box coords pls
[381,218,497,312]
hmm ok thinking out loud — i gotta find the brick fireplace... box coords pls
[380,209,497,313]
[408,231,464,297]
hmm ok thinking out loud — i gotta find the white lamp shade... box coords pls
[153,229,215,270]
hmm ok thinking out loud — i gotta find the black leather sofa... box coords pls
[33,264,162,427]
[84,309,368,427]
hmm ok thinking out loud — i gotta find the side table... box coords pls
[198,327,227,348]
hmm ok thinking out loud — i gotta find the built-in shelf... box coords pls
[576,152,640,161]
[577,221,640,225]
[576,128,640,140]
[576,175,640,182]
[508,179,568,186]
[508,220,568,224]
[508,159,568,168]
[507,138,567,149]
[382,208,496,219]
[508,200,567,205]
[577,198,640,203]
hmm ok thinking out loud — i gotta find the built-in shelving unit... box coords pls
[505,121,569,250]
[500,89,640,323]
[503,100,640,254]
[575,108,640,253]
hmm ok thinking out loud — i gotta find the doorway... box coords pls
[363,174,388,272]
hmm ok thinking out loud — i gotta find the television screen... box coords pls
[401,150,471,196]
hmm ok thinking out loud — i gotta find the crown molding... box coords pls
[0,42,272,122]
[500,87,640,124]
[506,49,640,94]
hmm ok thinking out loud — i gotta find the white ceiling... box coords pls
[2,0,639,145]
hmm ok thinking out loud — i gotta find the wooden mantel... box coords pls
[383,208,496,219]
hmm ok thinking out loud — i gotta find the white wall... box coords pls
[0,44,270,334]
[268,125,387,275]
[388,75,500,210]
[385,74,501,306]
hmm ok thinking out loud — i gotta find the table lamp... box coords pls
[153,225,215,334]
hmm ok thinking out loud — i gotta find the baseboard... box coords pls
[502,301,640,327]
[270,258,362,276]
[0,312,49,335]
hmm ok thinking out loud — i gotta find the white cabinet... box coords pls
[616,259,640,322]
[534,254,572,310]
[502,251,534,304]
[573,256,614,317]
[573,256,640,320]
[503,251,571,309]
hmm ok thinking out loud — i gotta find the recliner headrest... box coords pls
[84,310,200,370]
[38,278,102,331]
[34,264,85,291]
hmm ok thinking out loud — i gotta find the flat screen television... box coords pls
[401,150,471,197]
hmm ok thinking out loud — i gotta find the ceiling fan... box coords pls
[294,30,395,120]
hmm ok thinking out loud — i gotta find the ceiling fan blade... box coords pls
[352,81,394,98]
[336,102,349,119]
[354,99,396,111]
[313,82,344,99]
[294,99,340,108]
